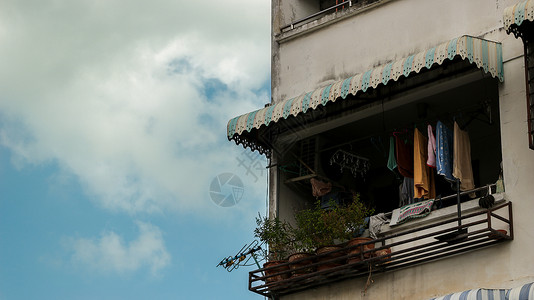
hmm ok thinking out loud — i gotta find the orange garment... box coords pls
[414,128,436,199]
[452,122,475,192]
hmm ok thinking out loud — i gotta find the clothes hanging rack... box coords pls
[329,149,371,177]
[434,179,469,243]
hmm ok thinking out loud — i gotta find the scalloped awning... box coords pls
[504,0,534,37]
[228,35,504,156]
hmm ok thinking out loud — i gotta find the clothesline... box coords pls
[388,102,491,135]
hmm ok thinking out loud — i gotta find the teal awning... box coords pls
[504,0,534,37]
[228,35,504,156]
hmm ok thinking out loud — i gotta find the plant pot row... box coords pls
[263,237,392,283]
[255,194,375,284]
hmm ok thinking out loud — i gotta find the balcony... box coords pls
[278,0,382,42]
[248,201,513,298]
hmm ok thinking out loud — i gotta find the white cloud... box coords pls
[0,0,270,215]
[67,221,171,276]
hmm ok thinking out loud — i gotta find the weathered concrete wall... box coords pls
[269,0,534,299]
[272,0,505,103]
[496,31,534,284]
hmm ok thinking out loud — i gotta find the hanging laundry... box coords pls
[413,128,436,200]
[436,121,454,182]
[452,122,475,192]
[399,177,414,207]
[427,124,437,168]
[387,136,397,172]
[395,133,414,178]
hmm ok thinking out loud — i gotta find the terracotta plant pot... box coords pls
[263,261,290,283]
[288,252,315,277]
[489,229,508,240]
[316,245,346,271]
[373,247,392,263]
[347,237,374,264]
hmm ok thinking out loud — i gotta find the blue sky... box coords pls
[0,1,270,299]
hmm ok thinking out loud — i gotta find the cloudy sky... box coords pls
[0,1,270,299]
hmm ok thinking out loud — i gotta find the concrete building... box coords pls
[227,0,534,299]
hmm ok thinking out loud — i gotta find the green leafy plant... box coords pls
[342,195,373,236]
[294,194,371,250]
[254,214,294,261]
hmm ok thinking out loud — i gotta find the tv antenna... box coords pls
[216,240,265,272]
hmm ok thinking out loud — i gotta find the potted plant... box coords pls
[254,214,293,282]
[286,209,319,276]
[295,195,370,249]
[343,197,375,264]
[294,195,371,270]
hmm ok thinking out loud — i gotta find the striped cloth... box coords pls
[395,199,434,225]
[428,283,534,300]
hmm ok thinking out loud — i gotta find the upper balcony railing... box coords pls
[248,201,513,298]
[280,0,380,32]
[281,1,352,31]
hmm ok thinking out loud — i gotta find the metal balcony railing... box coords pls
[280,0,352,31]
[249,201,513,298]
[280,0,380,31]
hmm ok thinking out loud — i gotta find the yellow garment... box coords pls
[453,122,475,192]
[414,128,435,199]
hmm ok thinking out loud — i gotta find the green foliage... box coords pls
[254,214,294,261]
[253,195,372,259]
[294,194,372,250]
